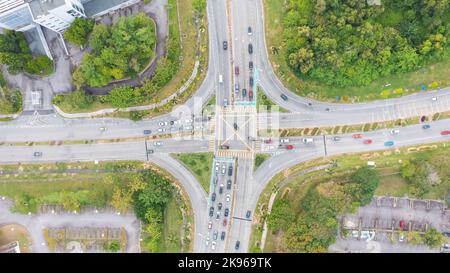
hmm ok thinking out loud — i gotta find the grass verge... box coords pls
[172,152,213,194]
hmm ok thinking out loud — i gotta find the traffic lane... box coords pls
[0,139,209,164]
[226,158,253,253]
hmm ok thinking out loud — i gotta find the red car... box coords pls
[363,139,373,145]
[399,220,406,230]
[249,89,253,100]
[264,139,273,144]
[235,66,239,76]
[441,130,450,135]
[352,134,363,139]
[223,218,227,227]
[286,145,294,150]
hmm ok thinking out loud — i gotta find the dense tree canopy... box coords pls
[0,30,53,76]
[74,13,156,87]
[64,18,95,47]
[283,0,450,87]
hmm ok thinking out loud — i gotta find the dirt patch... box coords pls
[0,224,32,253]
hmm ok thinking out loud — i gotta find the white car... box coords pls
[185,126,193,130]
[185,119,193,123]
[208,221,212,229]
[205,238,210,246]
[302,138,314,144]
[154,141,163,146]
[266,145,275,150]
[211,241,216,250]
[390,129,400,134]
[226,194,230,202]
[157,128,166,133]
[431,97,437,101]
[280,138,289,143]
[158,121,168,126]
[399,233,405,242]
[221,167,226,175]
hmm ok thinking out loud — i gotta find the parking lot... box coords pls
[203,156,236,252]
[330,196,450,253]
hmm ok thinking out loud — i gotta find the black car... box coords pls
[233,123,238,130]
[242,88,247,97]
[249,61,253,70]
[218,202,222,211]
[223,41,228,50]
[248,43,253,54]
[211,193,216,202]
[235,241,240,250]
[219,186,223,194]
[246,210,251,219]
[224,208,229,217]
[147,149,154,154]
[280,94,288,101]
[170,121,174,125]
[228,166,233,176]
[249,76,254,86]
[33,152,42,157]
[209,206,214,217]
[143,130,152,135]
[227,180,232,190]
[221,231,226,241]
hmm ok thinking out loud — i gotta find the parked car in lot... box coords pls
[33,152,42,157]
[422,124,431,129]
[224,208,229,217]
[352,134,363,138]
[242,88,247,97]
[384,140,394,147]
[363,139,373,145]
[227,180,232,190]
[143,130,152,135]
[223,41,228,50]
[441,130,450,135]
[280,94,288,101]
[248,43,253,54]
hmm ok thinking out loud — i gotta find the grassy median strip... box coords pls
[172,152,213,194]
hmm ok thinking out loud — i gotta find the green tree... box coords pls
[64,18,95,47]
[423,228,446,249]
[348,167,380,206]
[106,240,120,252]
[0,30,32,74]
[25,55,53,76]
[107,86,143,108]
[267,199,296,232]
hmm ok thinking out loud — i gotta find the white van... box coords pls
[219,74,223,84]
